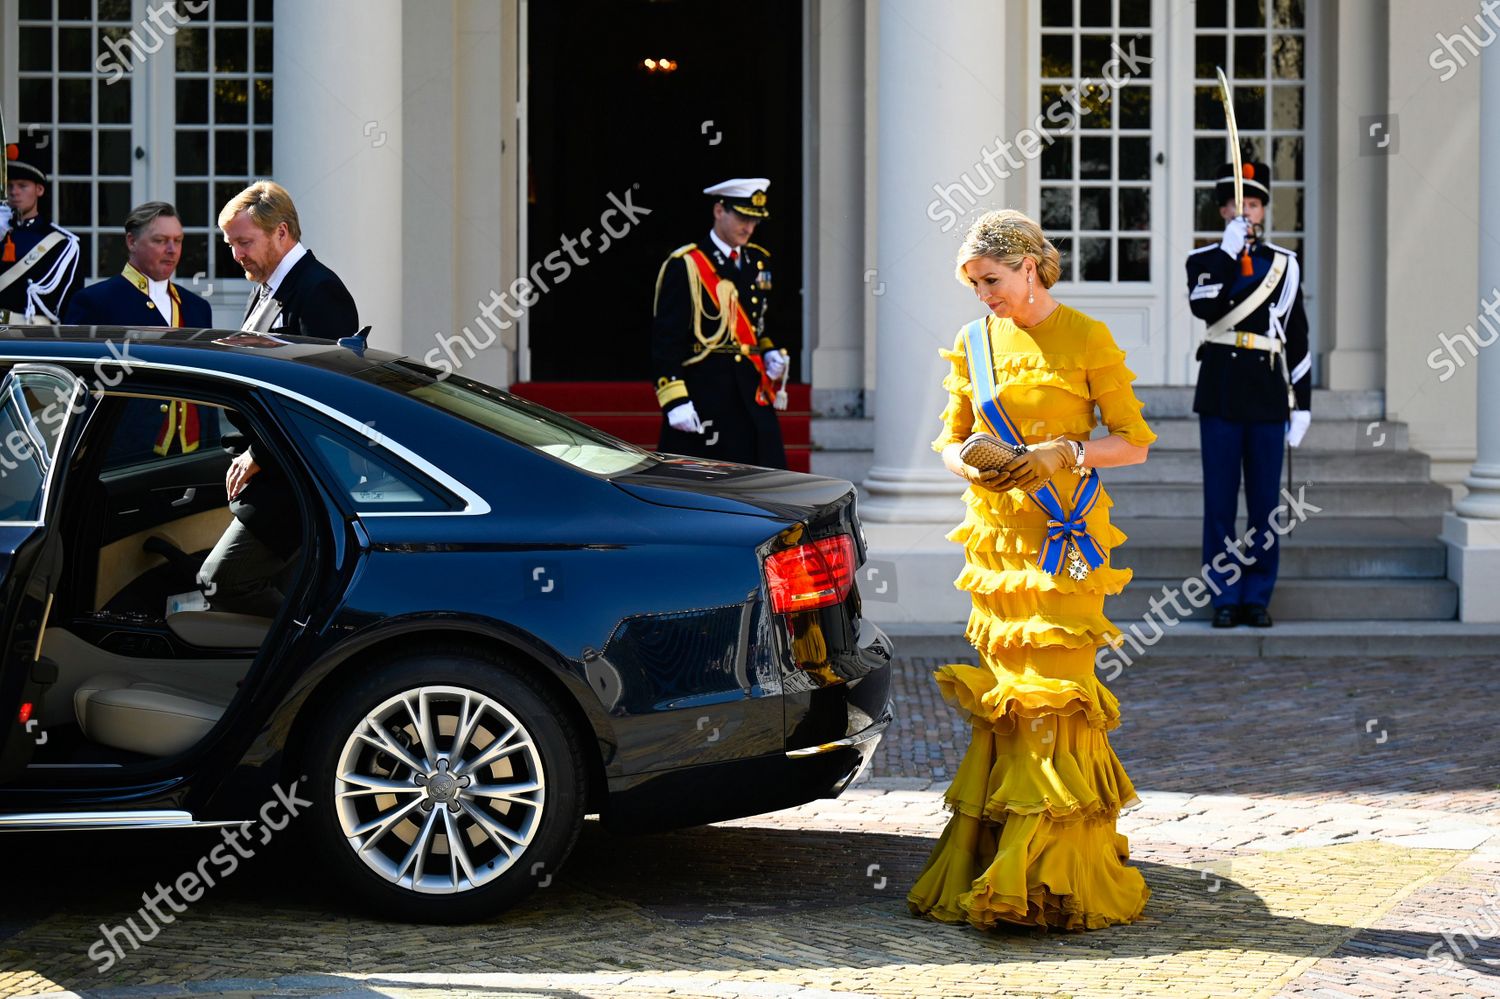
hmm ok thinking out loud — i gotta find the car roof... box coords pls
[0,324,406,380]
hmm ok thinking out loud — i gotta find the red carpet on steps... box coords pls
[508,382,813,473]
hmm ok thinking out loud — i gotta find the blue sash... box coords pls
[962,318,1106,576]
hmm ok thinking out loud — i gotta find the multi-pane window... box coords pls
[172,0,274,283]
[12,0,273,284]
[1037,0,1155,284]
[17,0,136,280]
[1192,0,1306,252]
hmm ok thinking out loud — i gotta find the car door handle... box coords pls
[169,487,197,508]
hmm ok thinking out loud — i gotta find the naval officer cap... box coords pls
[704,177,770,219]
[1215,161,1271,206]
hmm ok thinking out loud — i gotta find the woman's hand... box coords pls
[992,436,1075,493]
[942,443,1004,489]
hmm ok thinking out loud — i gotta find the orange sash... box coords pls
[685,248,777,407]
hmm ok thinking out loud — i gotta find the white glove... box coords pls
[667,400,704,434]
[1220,216,1250,259]
[762,349,788,381]
[0,204,11,240]
[1287,410,1311,448]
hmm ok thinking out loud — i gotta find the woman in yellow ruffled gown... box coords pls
[907,209,1156,932]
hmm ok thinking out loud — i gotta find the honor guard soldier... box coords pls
[0,138,81,324]
[1186,161,1311,629]
[652,177,787,468]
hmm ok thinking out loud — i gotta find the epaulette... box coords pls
[745,242,771,257]
[1262,240,1297,257]
[668,243,697,259]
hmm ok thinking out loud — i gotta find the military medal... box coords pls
[1067,547,1091,581]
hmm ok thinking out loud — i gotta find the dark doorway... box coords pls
[525,0,804,382]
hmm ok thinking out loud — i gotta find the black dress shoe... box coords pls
[1243,605,1273,628]
[1211,606,1240,628]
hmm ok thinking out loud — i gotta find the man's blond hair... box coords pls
[217,180,301,242]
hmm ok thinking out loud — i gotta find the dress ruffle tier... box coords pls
[910,311,1153,933]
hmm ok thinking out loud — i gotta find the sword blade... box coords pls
[1215,66,1243,217]
[0,98,8,204]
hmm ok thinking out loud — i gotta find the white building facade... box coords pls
[5,0,1496,618]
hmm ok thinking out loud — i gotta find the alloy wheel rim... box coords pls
[334,684,546,895]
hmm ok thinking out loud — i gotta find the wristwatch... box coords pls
[1072,439,1088,473]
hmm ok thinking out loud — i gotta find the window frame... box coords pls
[3,0,271,309]
[277,398,467,518]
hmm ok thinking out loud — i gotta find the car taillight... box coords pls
[764,534,856,614]
[17,702,32,724]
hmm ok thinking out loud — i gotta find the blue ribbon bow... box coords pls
[961,318,1106,577]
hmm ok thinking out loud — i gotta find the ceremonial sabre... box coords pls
[0,100,11,264]
[1215,66,1255,277]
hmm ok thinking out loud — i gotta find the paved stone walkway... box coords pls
[2,651,1497,998]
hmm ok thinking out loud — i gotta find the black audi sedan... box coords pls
[0,327,892,923]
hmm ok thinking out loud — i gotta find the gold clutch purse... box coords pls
[959,432,1028,472]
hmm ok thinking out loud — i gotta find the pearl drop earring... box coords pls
[1027,273,1035,305]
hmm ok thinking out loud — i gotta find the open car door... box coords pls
[0,364,95,782]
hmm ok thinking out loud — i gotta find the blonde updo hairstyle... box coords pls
[954,209,1062,290]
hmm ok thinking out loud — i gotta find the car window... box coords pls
[355,361,656,477]
[100,397,228,472]
[283,403,462,514]
[0,389,49,522]
[0,367,82,522]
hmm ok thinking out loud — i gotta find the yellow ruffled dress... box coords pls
[907,305,1157,932]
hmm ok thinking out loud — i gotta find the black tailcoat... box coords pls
[241,249,359,341]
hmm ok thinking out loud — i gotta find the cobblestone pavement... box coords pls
[2,653,1497,998]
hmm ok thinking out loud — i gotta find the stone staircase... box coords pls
[818,388,1458,622]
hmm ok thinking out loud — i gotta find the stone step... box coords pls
[880,620,1500,660]
[811,417,875,451]
[1135,386,1385,420]
[1105,481,1451,519]
[1103,448,1431,484]
[1103,576,1458,622]
[809,413,1412,487]
[811,449,876,482]
[1122,418,1410,452]
[1110,517,1448,579]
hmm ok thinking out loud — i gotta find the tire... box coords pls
[304,648,587,923]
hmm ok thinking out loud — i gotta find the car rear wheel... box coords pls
[306,649,586,922]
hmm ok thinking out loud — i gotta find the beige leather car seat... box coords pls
[73,673,232,757]
[69,612,271,757]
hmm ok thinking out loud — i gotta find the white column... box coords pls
[272,1,403,350]
[858,0,1009,522]
[1444,27,1500,621]
[1322,0,1387,390]
[807,0,870,418]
